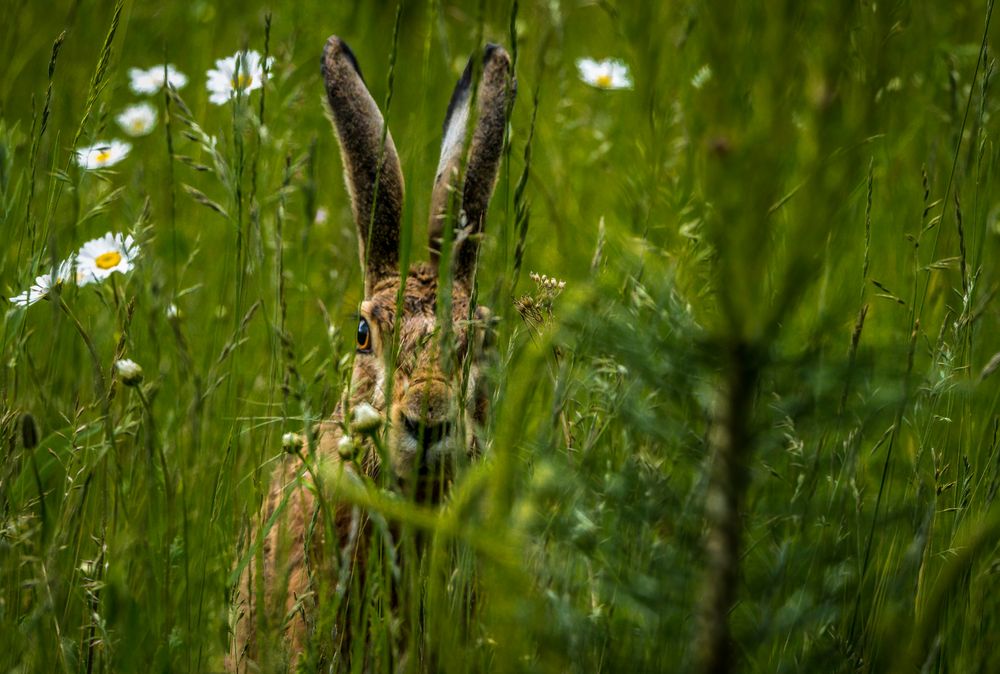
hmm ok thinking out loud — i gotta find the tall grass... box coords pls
[3,1,1000,672]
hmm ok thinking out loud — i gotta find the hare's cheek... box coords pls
[388,418,418,476]
[350,359,386,405]
[393,374,412,401]
[374,367,388,403]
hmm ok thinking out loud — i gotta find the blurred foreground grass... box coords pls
[4,1,1000,672]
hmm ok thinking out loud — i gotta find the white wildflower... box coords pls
[128,64,188,95]
[75,140,131,170]
[576,57,633,90]
[116,102,157,137]
[58,256,96,287]
[77,233,138,283]
[529,270,567,298]
[9,259,76,308]
[206,50,273,105]
[10,274,55,308]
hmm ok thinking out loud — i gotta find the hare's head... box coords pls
[321,37,514,494]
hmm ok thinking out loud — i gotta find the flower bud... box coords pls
[114,358,143,386]
[281,432,303,453]
[350,403,382,435]
[337,435,357,460]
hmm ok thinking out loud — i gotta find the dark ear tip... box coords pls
[461,44,510,84]
[483,43,511,70]
[459,53,474,88]
[321,35,364,83]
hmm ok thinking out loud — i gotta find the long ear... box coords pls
[322,36,404,293]
[428,43,515,287]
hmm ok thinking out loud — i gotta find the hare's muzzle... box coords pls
[390,375,462,477]
[402,415,452,450]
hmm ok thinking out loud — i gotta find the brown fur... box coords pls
[228,36,514,672]
[428,44,514,282]
[322,36,404,293]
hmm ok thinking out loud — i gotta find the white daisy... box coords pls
[206,50,274,105]
[10,274,55,308]
[128,64,188,94]
[63,255,96,286]
[75,140,131,170]
[576,57,633,90]
[77,233,138,282]
[55,257,90,286]
[9,259,74,308]
[116,102,157,137]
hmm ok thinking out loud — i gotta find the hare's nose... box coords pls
[401,377,450,424]
[402,414,451,449]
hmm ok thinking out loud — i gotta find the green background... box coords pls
[3,0,1000,672]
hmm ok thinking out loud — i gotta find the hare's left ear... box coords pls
[322,36,404,294]
[429,44,516,288]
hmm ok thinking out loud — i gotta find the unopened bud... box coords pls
[114,359,143,386]
[350,403,382,435]
[282,432,303,453]
[337,435,357,460]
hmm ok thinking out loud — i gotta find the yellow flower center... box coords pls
[96,150,111,163]
[232,73,253,89]
[131,120,144,133]
[596,73,613,88]
[95,251,122,270]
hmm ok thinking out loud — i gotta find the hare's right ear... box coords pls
[322,36,404,294]
[429,44,515,287]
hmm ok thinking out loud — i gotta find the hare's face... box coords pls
[322,36,512,496]
[351,264,493,487]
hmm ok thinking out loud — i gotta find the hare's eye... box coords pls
[356,317,372,353]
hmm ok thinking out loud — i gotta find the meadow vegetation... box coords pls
[3,1,1000,672]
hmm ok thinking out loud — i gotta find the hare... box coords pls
[228,36,515,671]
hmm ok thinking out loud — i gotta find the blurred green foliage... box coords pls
[3,0,1000,672]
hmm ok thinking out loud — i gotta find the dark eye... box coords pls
[356,317,372,353]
